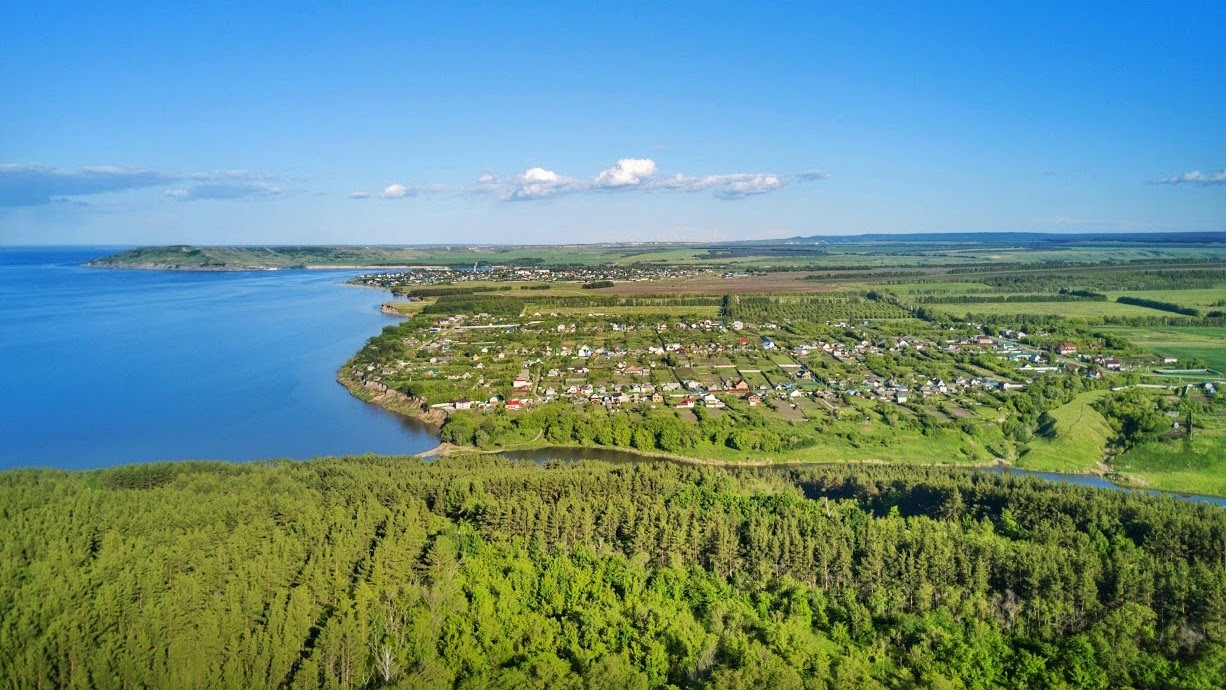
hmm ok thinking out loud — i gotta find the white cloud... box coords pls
[593,158,657,188]
[348,191,370,199]
[1152,169,1226,185]
[380,183,413,199]
[507,167,577,200]
[523,167,559,183]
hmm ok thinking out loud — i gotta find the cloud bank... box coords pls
[0,163,290,206]
[1151,169,1226,185]
[0,163,176,207]
[464,158,827,201]
[164,172,284,201]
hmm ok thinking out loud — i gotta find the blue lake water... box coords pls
[0,247,438,469]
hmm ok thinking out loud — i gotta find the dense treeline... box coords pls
[1116,296,1201,317]
[398,285,501,298]
[421,295,527,318]
[1,457,1222,689]
[913,292,1107,304]
[969,269,1226,293]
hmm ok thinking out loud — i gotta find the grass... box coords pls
[937,300,1175,319]
[1114,434,1226,497]
[1016,391,1111,472]
[1100,325,1226,371]
[1106,285,1226,308]
[383,300,434,315]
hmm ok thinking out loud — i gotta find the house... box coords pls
[745,392,763,406]
[702,394,725,409]
[1104,358,1123,370]
[513,370,532,389]
[453,398,473,410]
[975,335,994,346]
[505,399,524,410]
[1057,342,1077,355]
[650,392,665,403]
[1162,357,1179,364]
[730,379,750,391]
[675,397,695,409]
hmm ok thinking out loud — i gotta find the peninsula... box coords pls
[85,232,1224,271]
[331,234,1226,498]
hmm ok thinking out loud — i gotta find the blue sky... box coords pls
[1,2,1223,245]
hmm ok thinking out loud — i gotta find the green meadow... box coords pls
[1115,434,1226,498]
[1017,390,1111,472]
[939,300,1172,319]
[1102,325,1226,371]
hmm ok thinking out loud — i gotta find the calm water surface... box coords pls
[0,247,437,468]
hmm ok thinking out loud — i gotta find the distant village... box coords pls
[350,264,722,290]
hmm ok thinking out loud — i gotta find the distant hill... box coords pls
[84,231,1226,271]
[85,245,451,271]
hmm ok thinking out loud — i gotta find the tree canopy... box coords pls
[1,456,1223,688]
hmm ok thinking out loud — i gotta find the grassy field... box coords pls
[1101,325,1226,371]
[383,299,434,315]
[1106,284,1226,308]
[1016,391,1111,472]
[1114,435,1226,497]
[937,300,1173,319]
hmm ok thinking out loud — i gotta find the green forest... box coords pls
[2,456,1223,689]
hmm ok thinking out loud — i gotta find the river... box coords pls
[495,446,1226,507]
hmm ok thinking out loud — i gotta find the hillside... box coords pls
[1017,390,1113,472]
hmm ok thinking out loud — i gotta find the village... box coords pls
[350,301,1147,428]
[349,263,720,291]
